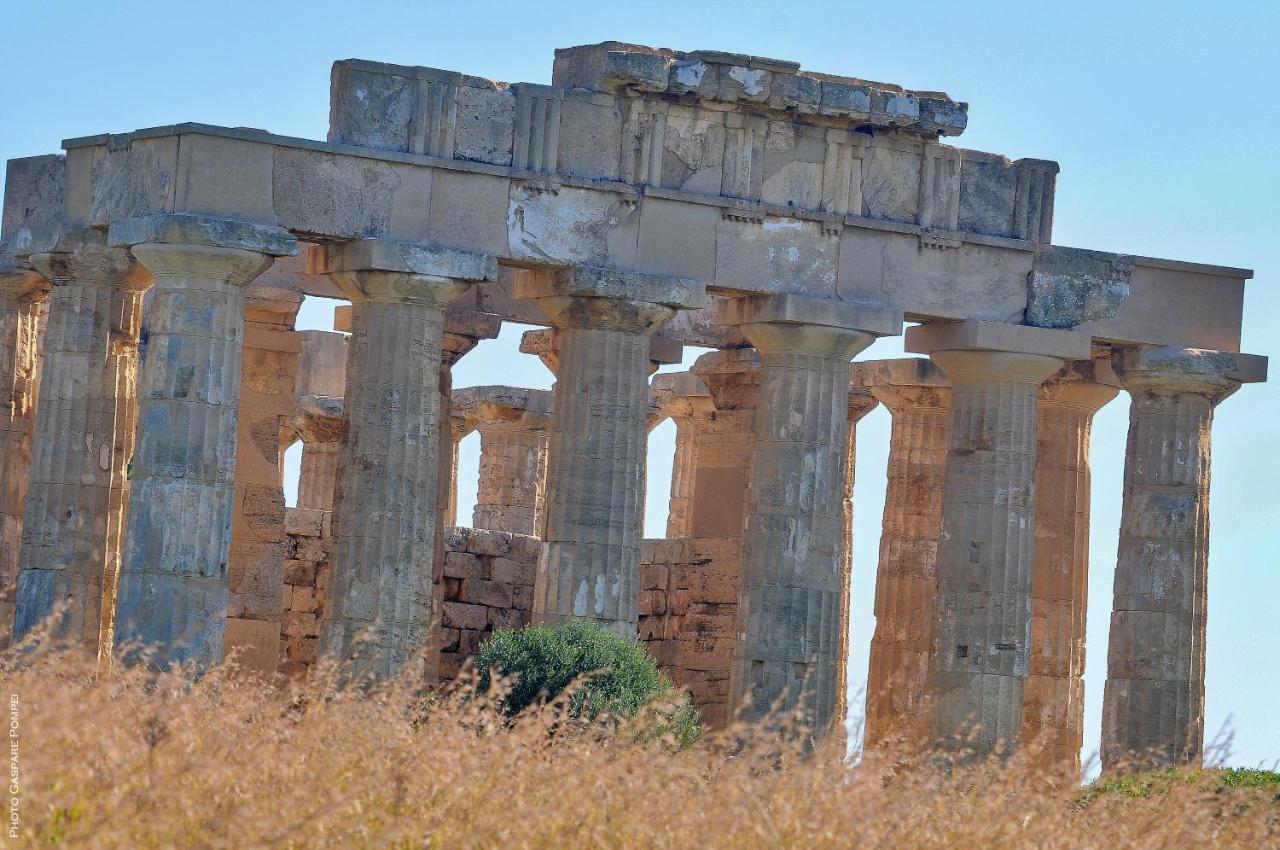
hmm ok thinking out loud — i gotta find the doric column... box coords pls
[836,388,880,742]
[0,262,49,645]
[517,266,704,634]
[107,214,297,670]
[907,320,1091,759]
[651,373,715,538]
[13,227,150,651]
[291,330,347,513]
[1102,346,1265,772]
[1022,357,1118,771]
[316,239,495,681]
[721,294,901,739]
[222,286,302,673]
[854,358,951,751]
[452,386,554,535]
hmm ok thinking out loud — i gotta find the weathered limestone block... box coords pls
[223,287,301,673]
[854,358,951,752]
[451,385,554,536]
[313,239,496,682]
[0,263,49,645]
[438,526,541,681]
[13,227,150,652]
[1027,248,1134,330]
[906,319,1092,759]
[108,214,297,670]
[1102,346,1266,772]
[1022,358,1119,772]
[720,293,901,739]
[1,155,65,254]
[958,154,1058,243]
[651,372,715,538]
[279,506,332,675]
[551,43,967,136]
[517,265,705,634]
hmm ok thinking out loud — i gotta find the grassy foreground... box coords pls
[3,643,1276,849]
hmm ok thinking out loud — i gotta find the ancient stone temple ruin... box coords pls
[0,42,1266,772]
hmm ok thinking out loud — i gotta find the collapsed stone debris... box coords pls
[0,41,1267,774]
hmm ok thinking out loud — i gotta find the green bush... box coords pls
[474,619,700,746]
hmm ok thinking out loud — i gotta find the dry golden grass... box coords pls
[3,636,1276,849]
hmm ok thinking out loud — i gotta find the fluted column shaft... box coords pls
[836,390,879,743]
[110,238,283,669]
[733,323,876,735]
[860,361,951,751]
[537,322,658,631]
[322,273,470,680]
[0,268,50,645]
[1101,348,1246,772]
[296,423,342,512]
[1022,362,1117,771]
[14,229,149,651]
[666,418,700,538]
[924,349,1065,757]
[523,267,702,634]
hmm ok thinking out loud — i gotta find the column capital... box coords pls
[452,385,554,433]
[27,226,151,292]
[291,396,344,444]
[717,294,902,358]
[245,285,302,325]
[519,328,560,372]
[516,265,706,333]
[109,213,298,256]
[109,213,297,290]
[852,357,951,413]
[1112,345,1267,404]
[848,387,879,423]
[652,372,716,421]
[1039,356,1121,413]
[908,320,1091,386]
[316,238,495,307]
[0,260,50,303]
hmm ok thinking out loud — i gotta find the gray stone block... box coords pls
[1026,247,1133,329]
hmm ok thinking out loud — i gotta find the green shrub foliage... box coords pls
[475,619,700,746]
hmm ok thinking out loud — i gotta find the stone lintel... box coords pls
[1114,345,1268,388]
[851,356,949,389]
[906,319,1092,361]
[108,213,298,256]
[717,293,903,337]
[516,265,707,311]
[313,238,496,282]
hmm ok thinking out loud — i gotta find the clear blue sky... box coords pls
[5,1,1276,773]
